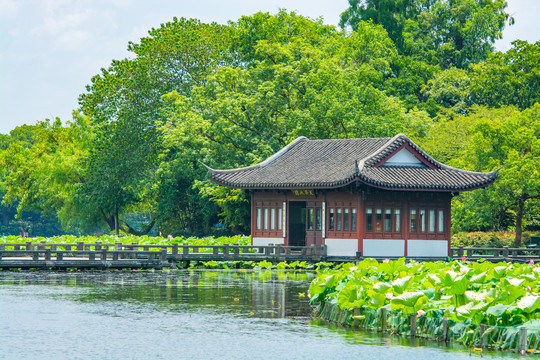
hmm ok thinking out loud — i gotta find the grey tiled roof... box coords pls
[206,134,498,191]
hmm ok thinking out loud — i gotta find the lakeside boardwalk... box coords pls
[0,242,327,270]
[1,242,539,270]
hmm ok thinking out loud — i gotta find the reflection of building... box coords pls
[206,134,497,257]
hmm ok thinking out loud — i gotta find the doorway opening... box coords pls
[289,201,306,246]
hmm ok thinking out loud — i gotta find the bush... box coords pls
[451,231,533,248]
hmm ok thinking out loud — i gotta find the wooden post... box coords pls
[101,248,107,261]
[233,244,240,257]
[457,246,464,258]
[213,246,219,256]
[519,327,527,354]
[57,251,63,261]
[223,243,230,258]
[353,308,360,329]
[310,244,316,257]
[479,324,487,348]
[183,243,189,255]
[77,242,84,251]
[410,314,416,337]
[45,249,51,261]
[96,241,102,251]
[172,243,178,255]
[503,246,509,258]
[381,308,387,332]
[442,318,449,342]
[321,244,327,260]
[265,245,272,256]
[26,241,32,251]
[33,251,39,261]
[276,244,282,259]
[160,249,167,261]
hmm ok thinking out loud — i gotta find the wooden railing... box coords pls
[0,242,328,269]
[450,246,540,262]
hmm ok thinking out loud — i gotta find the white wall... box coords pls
[363,239,405,257]
[252,237,284,246]
[407,240,448,257]
[325,238,358,256]
[384,148,422,166]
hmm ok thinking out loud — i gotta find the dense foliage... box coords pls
[0,5,538,240]
[309,259,540,328]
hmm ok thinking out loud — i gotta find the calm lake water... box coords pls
[0,270,519,360]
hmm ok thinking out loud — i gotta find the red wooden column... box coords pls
[446,197,452,256]
[357,192,364,256]
[403,198,409,257]
[250,192,255,246]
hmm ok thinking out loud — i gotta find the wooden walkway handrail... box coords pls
[0,242,328,269]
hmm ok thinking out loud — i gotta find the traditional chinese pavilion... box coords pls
[205,134,498,257]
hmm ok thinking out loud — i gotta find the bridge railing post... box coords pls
[233,244,240,258]
[77,242,84,251]
[503,246,509,258]
[276,244,282,259]
[45,249,51,261]
[172,243,178,255]
[183,243,189,255]
[310,245,316,260]
[26,241,33,251]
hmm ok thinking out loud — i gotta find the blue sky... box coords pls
[0,0,538,134]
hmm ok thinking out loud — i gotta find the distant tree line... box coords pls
[1,1,539,244]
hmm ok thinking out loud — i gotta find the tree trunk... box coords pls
[515,197,525,246]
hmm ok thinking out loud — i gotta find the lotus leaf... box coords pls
[373,282,392,294]
[486,303,510,317]
[391,291,426,310]
[517,295,540,313]
[392,276,412,294]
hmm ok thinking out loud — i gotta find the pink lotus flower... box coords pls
[349,266,358,272]
[530,259,535,265]
[385,293,393,299]
[461,256,467,262]
[168,234,173,239]
[527,285,532,291]
[417,309,426,318]
[382,258,390,263]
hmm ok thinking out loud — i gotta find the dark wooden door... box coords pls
[289,201,306,246]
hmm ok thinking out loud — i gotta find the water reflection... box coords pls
[0,270,521,360]
[0,270,314,319]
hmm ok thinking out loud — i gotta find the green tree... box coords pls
[469,40,540,110]
[423,105,540,245]
[161,13,432,227]
[77,18,235,234]
[0,117,93,233]
[340,0,511,69]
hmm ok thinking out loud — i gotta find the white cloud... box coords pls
[0,0,20,18]
[31,7,95,36]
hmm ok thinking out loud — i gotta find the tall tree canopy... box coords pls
[340,0,511,69]
[421,105,540,244]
